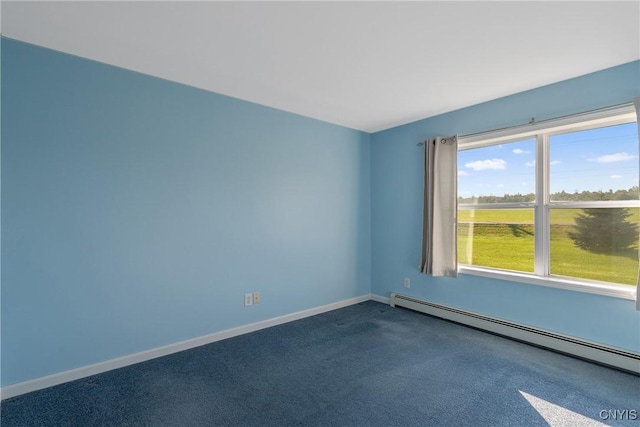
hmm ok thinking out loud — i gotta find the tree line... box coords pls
[458,186,639,204]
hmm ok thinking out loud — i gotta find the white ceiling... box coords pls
[2,1,639,133]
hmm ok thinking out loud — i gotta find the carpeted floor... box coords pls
[1,301,638,426]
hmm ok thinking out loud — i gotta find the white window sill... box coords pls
[458,266,637,301]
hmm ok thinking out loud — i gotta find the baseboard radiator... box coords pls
[389,293,640,374]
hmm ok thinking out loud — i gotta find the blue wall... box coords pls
[371,61,640,353]
[0,39,371,386]
[2,36,639,388]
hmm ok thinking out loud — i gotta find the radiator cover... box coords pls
[390,293,640,374]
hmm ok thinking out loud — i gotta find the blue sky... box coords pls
[458,122,639,199]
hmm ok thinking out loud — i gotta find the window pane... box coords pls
[549,208,639,285]
[458,139,536,204]
[458,209,534,273]
[550,123,639,202]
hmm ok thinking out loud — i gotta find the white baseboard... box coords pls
[370,294,390,304]
[390,293,640,374]
[1,294,372,400]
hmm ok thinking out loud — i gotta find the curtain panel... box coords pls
[420,136,458,277]
[634,96,640,310]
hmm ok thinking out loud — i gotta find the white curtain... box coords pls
[420,136,458,277]
[635,96,640,310]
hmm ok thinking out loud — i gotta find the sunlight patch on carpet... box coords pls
[519,391,607,427]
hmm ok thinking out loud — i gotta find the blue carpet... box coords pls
[1,301,638,426]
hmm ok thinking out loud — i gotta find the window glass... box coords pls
[457,112,640,292]
[549,123,639,202]
[549,208,639,285]
[458,139,536,204]
[458,209,534,273]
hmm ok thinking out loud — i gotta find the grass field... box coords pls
[458,208,639,286]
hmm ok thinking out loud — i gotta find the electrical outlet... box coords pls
[403,278,410,288]
[244,293,253,306]
[253,292,261,304]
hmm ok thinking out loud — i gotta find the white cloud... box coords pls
[589,152,635,163]
[525,160,535,167]
[497,184,504,188]
[512,148,530,154]
[465,158,507,171]
[610,174,623,179]
[550,160,561,165]
[458,170,469,176]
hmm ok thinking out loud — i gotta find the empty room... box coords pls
[1,1,639,426]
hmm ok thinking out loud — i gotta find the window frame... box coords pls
[457,104,639,300]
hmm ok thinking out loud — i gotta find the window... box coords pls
[457,106,639,299]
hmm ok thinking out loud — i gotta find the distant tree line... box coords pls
[458,186,639,204]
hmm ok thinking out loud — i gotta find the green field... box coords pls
[458,209,639,286]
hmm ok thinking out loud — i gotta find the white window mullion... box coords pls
[548,201,640,209]
[534,134,549,277]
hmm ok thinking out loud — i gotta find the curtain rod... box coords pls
[416,101,634,147]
